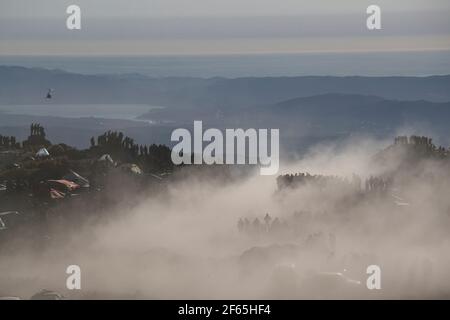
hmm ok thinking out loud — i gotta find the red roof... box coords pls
[47,179,80,192]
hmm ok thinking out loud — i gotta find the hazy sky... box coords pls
[1,0,449,55]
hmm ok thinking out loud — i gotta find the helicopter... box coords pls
[46,88,54,99]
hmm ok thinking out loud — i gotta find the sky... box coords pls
[0,0,450,55]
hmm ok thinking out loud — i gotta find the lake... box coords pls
[0,104,163,121]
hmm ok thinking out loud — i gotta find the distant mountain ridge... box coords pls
[262,93,450,113]
[269,93,386,109]
[1,66,450,107]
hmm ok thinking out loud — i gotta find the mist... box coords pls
[1,134,450,299]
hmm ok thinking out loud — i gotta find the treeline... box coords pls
[277,172,359,191]
[0,123,51,150]
[394,135,448,156]
[90,130,172,172]
[0,135,19,149]
[0,124,174,177]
